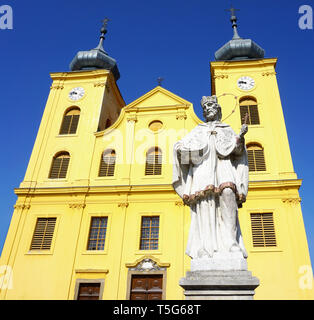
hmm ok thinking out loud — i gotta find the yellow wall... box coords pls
[0,61,313,300]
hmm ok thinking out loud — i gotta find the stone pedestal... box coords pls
[180,270,259,300]
[190,252,248,271]
[180,253,259,300]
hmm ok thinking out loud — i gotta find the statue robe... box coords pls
[172,121,249,259]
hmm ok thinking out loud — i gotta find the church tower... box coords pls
[210,9,313,299]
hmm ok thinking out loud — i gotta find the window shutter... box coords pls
[30,218,57,250]
[247,146,266,172]
[99,150,116,177]
[49,153,70,179]
[240,98,260,125]
[68,114,80,134]
[145,149,162,175]
[59,115,72,134]
[249,105,260,125]
[250,213,277,247]
[240,105,249,125]
[59,108,80,135]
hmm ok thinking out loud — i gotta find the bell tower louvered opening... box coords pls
[240,97,260,125]
[59,107,80,135]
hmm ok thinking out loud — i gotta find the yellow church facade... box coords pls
[0,17,313,300]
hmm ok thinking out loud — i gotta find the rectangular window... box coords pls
[30,218,57,250]
[87,217,108,250]
[77,283,101,300]
[140,216,159,250]
[250,213,277,247]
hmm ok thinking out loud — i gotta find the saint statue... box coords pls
[173,95,249,260]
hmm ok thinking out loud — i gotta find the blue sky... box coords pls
[0,0,313,269]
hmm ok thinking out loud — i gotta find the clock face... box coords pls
[237,76,255,91]
[68,87,85,101]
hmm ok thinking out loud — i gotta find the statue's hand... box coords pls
[239,124,248,138]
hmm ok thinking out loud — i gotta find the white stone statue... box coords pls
[173,96,249,265]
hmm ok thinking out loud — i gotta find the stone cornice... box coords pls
[14,179,302,196]
[210,58,278,70]
[75,269,109,274]
[125,104,190,113]
[50,69,111,81]
[248,179,302,190]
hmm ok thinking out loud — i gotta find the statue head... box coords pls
[201,96,222,122]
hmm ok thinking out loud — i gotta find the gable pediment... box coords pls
[125,86,191,110]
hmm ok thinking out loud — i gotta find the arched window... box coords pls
[145,147,162,176]
[247,143,266,172]
[99,149,116,177]
[59,107,80,135]
[240,97,260,125]
[49,152,70,179]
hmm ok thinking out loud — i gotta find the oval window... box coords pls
[149,120,163,132]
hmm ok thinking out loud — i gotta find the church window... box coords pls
[99,149,116,177]
[30,217,57,250]
[145,147,162,176]
[139,216,160,250]
[59,107,80,135]
[87,217,108,251]
[149,120,163,132]
[247,144,266,172]
[250,213,277,247]
[49,152,70,179]
[240,97,260,125]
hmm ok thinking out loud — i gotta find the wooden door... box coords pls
[77,283,101,300]
[130,275,163,300]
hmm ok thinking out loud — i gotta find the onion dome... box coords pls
[215,8,265,61]
[70,19,120,80]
